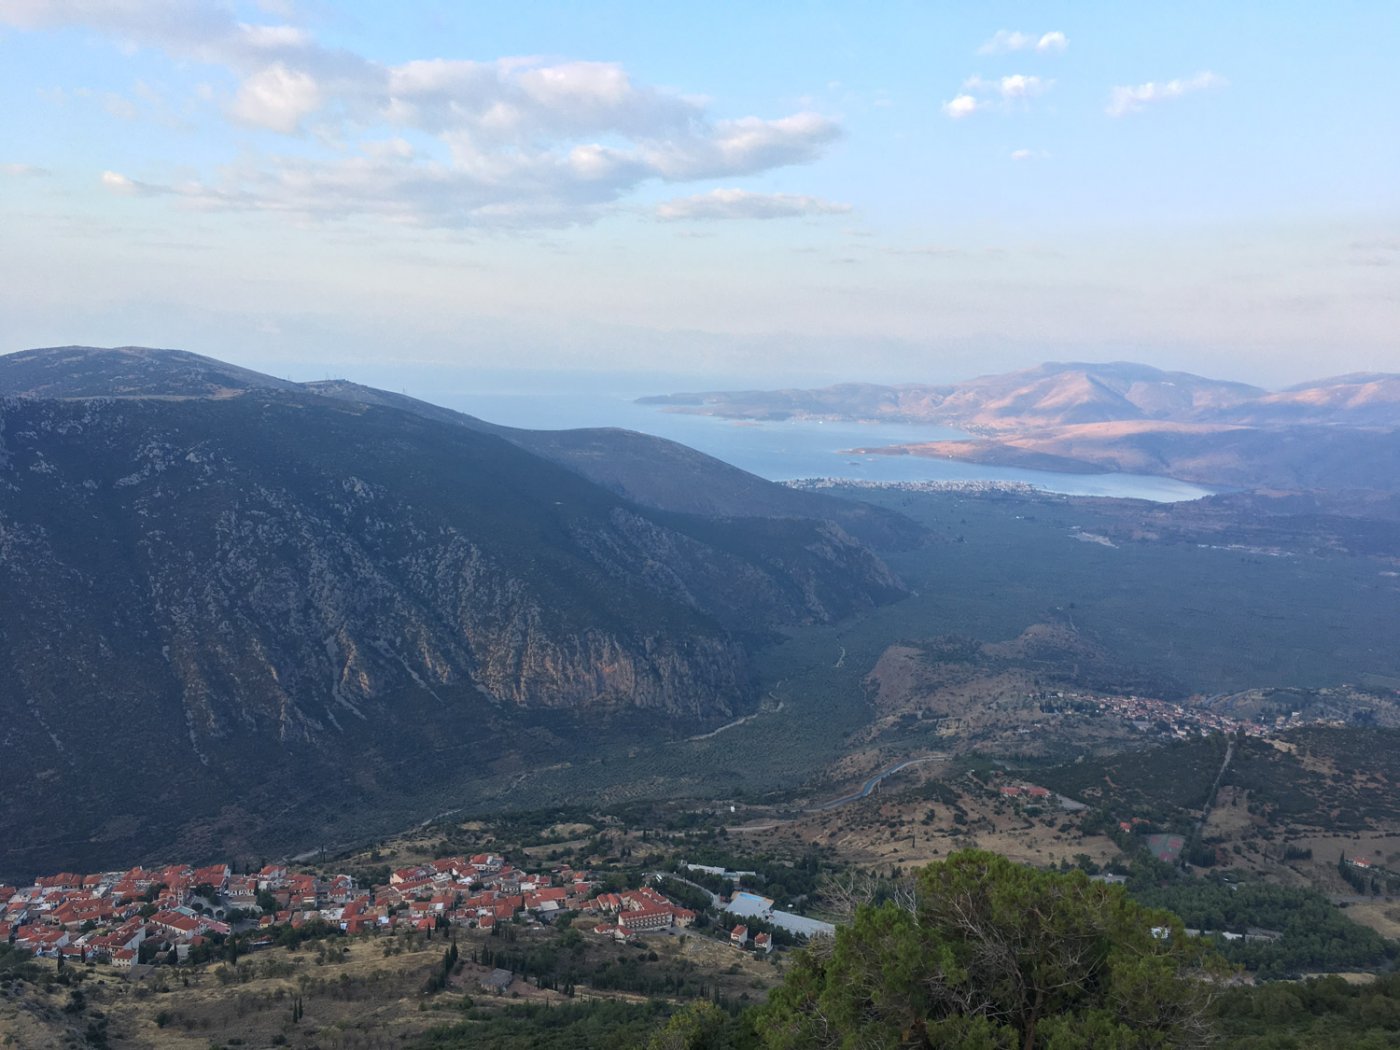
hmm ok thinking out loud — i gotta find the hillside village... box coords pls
[1035,688,1353,740]
[0,851,739,971]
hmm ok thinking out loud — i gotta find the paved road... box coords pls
[1186,738,1236,861]
[648,872,722,908]
[808,755,944,812]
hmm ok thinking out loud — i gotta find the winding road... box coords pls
[808,755,945,812]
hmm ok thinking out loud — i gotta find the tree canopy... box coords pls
[753,850,1224,1050]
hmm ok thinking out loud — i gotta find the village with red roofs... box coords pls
[0,850,738,972]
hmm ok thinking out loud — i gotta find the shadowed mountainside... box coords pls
[0,347,915,877]
[304,379,924,549]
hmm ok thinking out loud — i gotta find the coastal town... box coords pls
[0,851,788,972]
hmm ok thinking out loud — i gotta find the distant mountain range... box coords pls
[0,346,917,878]
[641,362,1400,490]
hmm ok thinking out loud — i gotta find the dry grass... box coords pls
[1,917,787,1050]
[96,935,454,1049]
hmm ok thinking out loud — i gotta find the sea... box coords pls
[441,390,1213,504]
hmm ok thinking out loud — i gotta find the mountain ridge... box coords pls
[0,347,914,877]
[0,347,924,550]
[640,361,1400,491]
[638,360,1385,429]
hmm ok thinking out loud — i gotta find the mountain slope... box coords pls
[0,376,908,878]
[864,421,1400,490]
[641,362,1269,430]
[0,344,300,398]
[1222,373,1400,426]
[0,350,926,551]
[303,379,924,549]
[642,362,1400,492]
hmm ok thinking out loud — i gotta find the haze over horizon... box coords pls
[2,1,1397,390]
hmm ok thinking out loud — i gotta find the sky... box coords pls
[1,1,1397,392]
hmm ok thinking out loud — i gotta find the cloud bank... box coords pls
[656,189,851,222]
[0,0,841,228]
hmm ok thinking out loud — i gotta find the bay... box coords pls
[442,391,1214,504]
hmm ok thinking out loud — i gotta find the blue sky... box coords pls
[1,1,1397,390]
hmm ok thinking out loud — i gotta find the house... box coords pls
[326,875,355,903]
[480,968,514,994]
[618,905,672,932]
[528,886,568,907]
[151,910,203,941]
[193,864,231,892]
[730,925,749,948]
[16,926,69,956]
[671,907,696,928]
[36,873,83,891]
[753,932,772,954]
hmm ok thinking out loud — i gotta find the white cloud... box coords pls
[651,113,840,179]
[978,30,1031,54]
[1106,71,1227,117]
[238,23,310,50]
[656,188,851,222]
[994,74,1050,100]
[228,63,322,132]
[99,169,175,196]
[0,162,51,176]
[0,3,842,229]
[942,94,981,120]
[944,75,1051,118]
[1010,148,1049,161]
[977,29,1069,55]
[99,170,135,193]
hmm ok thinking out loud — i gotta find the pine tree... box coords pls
[757,850,1224,1050]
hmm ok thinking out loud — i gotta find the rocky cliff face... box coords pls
[0,387,908,876]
